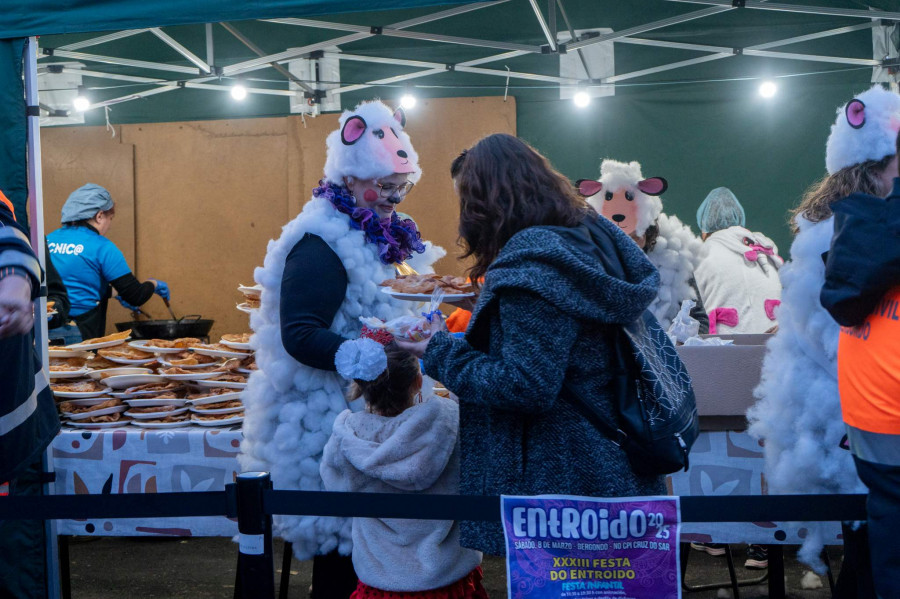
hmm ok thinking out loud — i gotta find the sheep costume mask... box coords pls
[578,160,703,329]
[239,101,444,560]
[748,85,900,571]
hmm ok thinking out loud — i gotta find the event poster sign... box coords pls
[501,495,681,599]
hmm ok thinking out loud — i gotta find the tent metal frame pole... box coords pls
[85,84,179,111]
[57,28,149,51]
[607,21,882,83]
[565,5,734,51]
[664,0,900,22]
[24,35,61,599]
[205,23,215,67]
[556,0,593,81]
[528,0,557,51]
[41,49,199,74]
[220,22,315,94]
[222,32,369,76]
[60,68,167,84]
[150,28,212,73]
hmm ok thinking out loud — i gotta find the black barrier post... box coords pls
[234,472,275,599]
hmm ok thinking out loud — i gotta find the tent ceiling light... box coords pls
[573,90,591,108]
[400,93,417,109]
[759,80,777,98]
[230,83,248,100]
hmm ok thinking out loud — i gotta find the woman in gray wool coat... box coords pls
[397,133,666,556]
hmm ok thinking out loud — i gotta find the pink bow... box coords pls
[744,244,775,262]
[709,307,739,334]
[764,299,781,321]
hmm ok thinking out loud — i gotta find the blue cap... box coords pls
[696,187,745,234]
[61,184,113,224]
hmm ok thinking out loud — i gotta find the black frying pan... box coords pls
[115,315,213,340]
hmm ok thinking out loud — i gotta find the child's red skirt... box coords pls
[350,566,489,599]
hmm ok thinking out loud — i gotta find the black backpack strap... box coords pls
[561,323,635,448]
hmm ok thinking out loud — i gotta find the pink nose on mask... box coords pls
[378,130,415,174]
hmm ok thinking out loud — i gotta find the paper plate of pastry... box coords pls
[194,373,247,389]
[101,373,167,390]
[65,417,133,429]
[125,405,190,420]
[187,389,243,405]
[128,339,198,354]
[87,367,153,381]
[64,330,132,352]
[51,380,107,396]
[191,412,244,427]
[48,348,93,359]
[190,344,251,359]
[219,333,252,351]
[130,414,192,429]
[124,397,188,408]
[61,399,127,420]
[379,275,474,304]
[97,346,158,365]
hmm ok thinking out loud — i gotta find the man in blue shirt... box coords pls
[47,184,169,340]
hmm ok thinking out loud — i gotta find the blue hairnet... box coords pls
[696,187,745,233]
[61,184,113,223]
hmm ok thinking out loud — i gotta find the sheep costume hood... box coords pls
[320,397,482,591]
[749,87,900,570]
[579,159,702,329]
[239,100,443,560]
[695,226,783,334]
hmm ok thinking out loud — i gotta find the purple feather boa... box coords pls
[313,181,425,265]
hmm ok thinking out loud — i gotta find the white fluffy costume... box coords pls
[694,226,783,334]
[320,396,482,591]
[579,159,703,329]
[748,85,900,569]
[239,101,443,559]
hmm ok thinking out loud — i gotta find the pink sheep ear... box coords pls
[637,177,667,196]
[393,107,406,127]
[576,179,603,197]
[846,99,866,129]
[341,115,367,145]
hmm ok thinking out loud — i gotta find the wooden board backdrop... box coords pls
[41,96,516,339]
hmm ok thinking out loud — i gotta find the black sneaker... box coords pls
[690,542,727,556]
[744,545,768,569]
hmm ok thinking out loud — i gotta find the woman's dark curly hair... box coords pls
[349,341,420,417]
[453,134,589,284]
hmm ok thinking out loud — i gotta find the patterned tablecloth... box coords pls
[51,427,842,543]
[52,425,241,537]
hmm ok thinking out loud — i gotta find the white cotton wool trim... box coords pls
[747,216,866,573]
[825,86,900,175]
[239,196,437,560]
[324,101,422,185]
[645,213,702,330]
[598,159,663,236]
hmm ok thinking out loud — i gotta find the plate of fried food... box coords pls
[160,367,221,381]
[48,348,93,359]
[101,373,167,390]
[236,300,259,313]
[51,379,107,396]
[194,373,248,389]
[124,397,187,408]
[380,274,475,304]
[65,415,133,429]
[129,338,200,354]
[62,399,128,420]
[125,405,190,420]
[64,330,132,352]
[188,389,243,405]
[191,343,251,359]
[189,398,243,415]
[219,333,252,351]
[157,352,220,370]
[191,412,244,427]
[58,396,119,407]
[97,346,157,365]
[52,387,110,399]
[130,414,192,428]
[87,367,153,381]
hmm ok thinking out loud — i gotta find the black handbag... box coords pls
[567,310,699,476]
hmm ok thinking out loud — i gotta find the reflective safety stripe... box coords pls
[0,371,47,436]
[846,424,900,467]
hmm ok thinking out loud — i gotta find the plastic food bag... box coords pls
[667,299,700,344]
[682,336,733,347]
[360,287,446,342]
